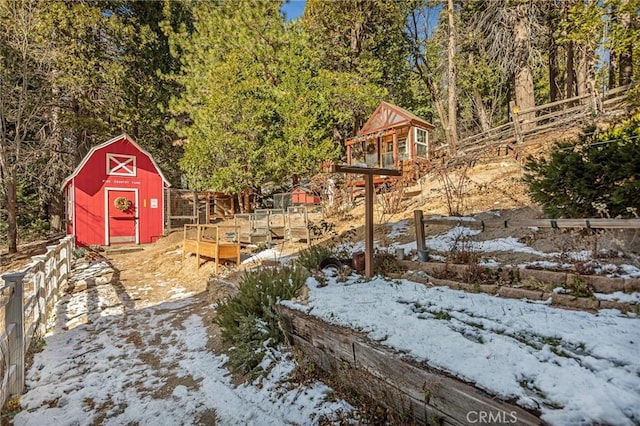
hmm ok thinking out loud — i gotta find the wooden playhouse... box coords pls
[345,101,435,185]
[62,134,171,246]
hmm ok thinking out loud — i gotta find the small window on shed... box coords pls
[107,154,136,176]
[415,128,429,159]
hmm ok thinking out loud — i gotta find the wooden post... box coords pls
[65,236,73,284]
[414,210,426,253]
[331,165,401,278]
[392,131,398,167]
[510,101,523,147]
[365,174,374,278]
[166,188,171,231]
[206,193,211,224]
[196,225,202,268]
[193,191,198,224]
[3,271,26,396]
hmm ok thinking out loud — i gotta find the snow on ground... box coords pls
[387,219,410,238]
[284,275,640,425]
[241,248,283,265]
[15,223,640,425]
[595,291,640,304]
[383,225,640,278]
[14,261,352,426]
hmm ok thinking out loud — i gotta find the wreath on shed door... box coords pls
[114,196,132,212]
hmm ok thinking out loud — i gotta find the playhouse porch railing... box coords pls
[0,236,74,408]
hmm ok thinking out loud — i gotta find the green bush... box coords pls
[295,245,335,271]
[215,267,306,376]
[524,113,640,218]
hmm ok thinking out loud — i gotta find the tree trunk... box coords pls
[48,191,64,232]
[513,4,535,130]
[48,83,65,232]
[609,49,618,88]
[446,0,458,155]
[619,46,633,86]
[618,0,633,86]
[514,66,535,131]
[7,176,18,253]
[244,189,251,213]
[576,46,588,97]
[434,97,450,150]
[565,41,577,98]
[549,31,561,102]
[472,90,491,132]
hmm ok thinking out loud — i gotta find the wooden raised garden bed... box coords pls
[183,224,241,274]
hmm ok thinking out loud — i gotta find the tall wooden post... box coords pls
[3,271,26,396]
[166,188,171,231]
[193,191,198,224]
[331,165,401,278]
[392,131,399,167]
[364,174,374,277]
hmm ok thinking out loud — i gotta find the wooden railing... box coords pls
[448,83,636,158]
[0,236,74,407]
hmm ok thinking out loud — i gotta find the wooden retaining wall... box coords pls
[399,261,640,313]
[278,305,542,425]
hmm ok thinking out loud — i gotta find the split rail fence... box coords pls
[0,236,74,409]
[447,83,635,160]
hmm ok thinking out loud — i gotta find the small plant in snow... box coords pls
[566,276,594,298]
[296,245,336,271]
[215,267,306,377]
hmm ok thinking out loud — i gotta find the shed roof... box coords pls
[61,133,171,190]
[357,101,434,136]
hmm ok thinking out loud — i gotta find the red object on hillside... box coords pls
[62,134,171,246]
[292,187,320,205]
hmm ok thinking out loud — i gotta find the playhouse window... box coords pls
[398,138,409,160]
[415,128,429,159]
[382,142,394,167]
[107,153,137,176]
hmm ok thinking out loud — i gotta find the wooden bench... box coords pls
[183,224,241,274]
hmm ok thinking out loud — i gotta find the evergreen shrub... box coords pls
[524,113,640,218]
[295,245,335,271]
[215,267,306,376]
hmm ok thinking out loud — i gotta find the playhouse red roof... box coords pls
[357,101,434,136]
[61,134,171,190]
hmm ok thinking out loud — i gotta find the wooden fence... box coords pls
[414,210,640,254]
[0,236,74,408]
[164,189,237,231]
[447,83,635,159]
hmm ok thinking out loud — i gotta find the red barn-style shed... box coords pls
[62,134,171,246]
[292,187,320,205]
